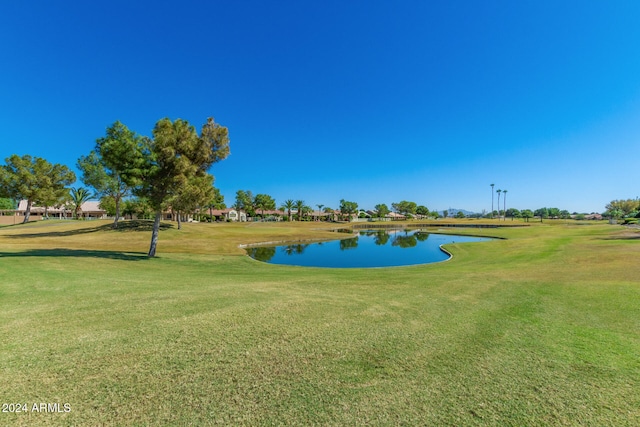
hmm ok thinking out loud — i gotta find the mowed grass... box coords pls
[1,219,639,426]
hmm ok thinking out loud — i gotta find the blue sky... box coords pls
[2,1,639,214]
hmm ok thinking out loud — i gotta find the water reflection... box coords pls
[282,243,310,255]
[245,246,277,262]
[371,230,391,245]
[392,233,418,248]
[246,229,493,268]
[415,231,430,242]
[339,236,359,250]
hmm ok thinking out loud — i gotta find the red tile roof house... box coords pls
[252,209,286,221]
[207,208,248,222]
[15,200,107,220]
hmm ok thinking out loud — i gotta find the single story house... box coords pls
[208,208,247,222]
[15,200,107,219]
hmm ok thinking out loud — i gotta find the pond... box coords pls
[245,229,494,268]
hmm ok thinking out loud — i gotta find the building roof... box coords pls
[17,200,104,213]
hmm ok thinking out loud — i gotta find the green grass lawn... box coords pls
[1,219,639,426]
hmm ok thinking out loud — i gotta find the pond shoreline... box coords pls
[350,222,528,229]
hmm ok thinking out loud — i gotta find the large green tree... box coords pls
[69,187,93,218]
[78,122,145,228]
[0,154,75,223]
[205,187,226,220]
[254,193,276,218]
[295,200,305,221]
[37,180,71,219]
[139,117,229,256]
[339,199,358,221]
[0,198,16,210]
[534,207,549,222]
[416,205,429,218]
[280,199,295,221]
[234,190,255,216]
[606,199,639,217]
[169,174,215,229]
[506,208,521,220]
[110,117,229,256]
[374,203,390,219]
[392,200,417,218]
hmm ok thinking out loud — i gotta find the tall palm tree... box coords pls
[280,199,295,222]
[502,189,507,221]
[295,199,305,221]
[490,183,495,219]
[69,187,93,219]
[496,189,502,219]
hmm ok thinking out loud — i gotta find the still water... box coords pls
[246,229,493,268]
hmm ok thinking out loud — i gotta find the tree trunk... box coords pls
[113,197,121,229]
[23,200,32,223]
[148,210,162,257]
[177,211,182,230]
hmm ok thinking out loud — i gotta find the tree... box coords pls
[416,205,429,219]
[0,198,16,210]
[254,193,276,219]
[169,174,215,229]
[339,199,358,221]
[606,199,640,217]
[205,187,226,221]
[502,189,507,221]
[126,197,154,220]
[0,154,75,223]
[235,190,255,216]
[506,208,521,220]
[548,207,561,219]
[79,122,145,229]
[521,209,534,222]
[98,195,117,217]
[455,211,465,219]
[534,207,549,222]
[392,201,417,218]
[490,183,495,219]
[129,117,230,257]
[280,199,295,222]
[374,203,390,219]
[323,206,336,221]
[295,200,305,221]
[37,181,71,219]
[69,187,93,218]
[496,189,502,219]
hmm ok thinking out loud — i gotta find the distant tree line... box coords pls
[4,119,639,257]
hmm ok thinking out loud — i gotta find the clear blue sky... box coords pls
[2,1,639,214]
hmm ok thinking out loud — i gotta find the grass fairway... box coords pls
[1,220,639,426]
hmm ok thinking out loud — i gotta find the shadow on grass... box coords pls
[4,220,173,239]
[600,234,640,241]
[599,227,640,240]
[0,248,149,261]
